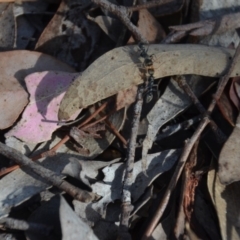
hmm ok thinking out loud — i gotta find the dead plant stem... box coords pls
[31,101,108,161]
[142,41,240,239]
[128,0,173,11]
[0,142,97,202]
[118,86,144,240]
[91,0,147,43]
[142,117,210,239]
[174,75,226,143]
[208,43,240,112]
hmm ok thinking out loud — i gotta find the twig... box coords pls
[81,114,108,131]
[173,75,227,143]
[0,102,109,177]
[142,117,210,239]
[0,217,52,235]
[91,0,147,43]
[104,118,128,146]
[116,0,174,46]
[0,142,97,203]
[142,39,240,240]
[168,12,240,43]
[32,101,108,161]
[127,0,173,11]
[118,86,144,240]
[116,0,137,47]
[208,43,240,113]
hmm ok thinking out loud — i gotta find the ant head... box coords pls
[148,68,154,75]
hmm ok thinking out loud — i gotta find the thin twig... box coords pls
[208,43,240,113]
[173,75,227,143]
[104,118,128,146]
[0,142,97,203]
[127,0,173,11]
[142,41,240,239]
[116,0,137,47]
[118,86,144,240]
[81,114,108,131]
[169,12,240,41]
[0,102,109,177]
[142,117,210,239]
[0,217,52,235]
[32,101,108,161]
[91,0,147,43]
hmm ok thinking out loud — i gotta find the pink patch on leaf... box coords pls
[5,71,81,143]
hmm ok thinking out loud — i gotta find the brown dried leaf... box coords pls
[229,77,240,110]
[88,15,122,42]
[0,50,74,129]
[218,114,240,184]
[35,0,100,70]
[0,50,74,86]
[115,85,138,110]
[0,3,14,48]
[0,77,28,129]
[208,168,240,239]
[59,44,240,120]
[169,11,240,43]
[70,125,105,155]
[174,15,231,35]
[217,90,236,126]
[128,9,166,44]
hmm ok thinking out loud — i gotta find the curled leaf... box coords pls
[59,44,239,120]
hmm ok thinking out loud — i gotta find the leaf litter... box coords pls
[1,0,240,239]
[5,71,81,143]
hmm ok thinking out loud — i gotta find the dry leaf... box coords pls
[72,149,179,237]
[5,71,80,143]
[0,105,125,218]
[128,9,166,44]
[218,114,240,184]
[170,12,240,39]
[199,0,240,47]
[0,77,28,129]
[0,50,74,87]
[59,44,240,120]
[26,195,99,240]
[229,77,240,110]
[90,149,180,216]
[208,168,240,240]
[35,0,100,70]
[217,90,236,126]
[0,3,14,48]
[115,85,138,110]
[88,15,122,42]
[142,76,215,168]
[62,158,120,187]
[13,1,49,49]
[59,196,99,240]
[0,50,74,129]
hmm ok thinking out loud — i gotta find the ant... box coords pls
[138,42,155,103]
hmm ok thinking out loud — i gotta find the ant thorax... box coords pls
[138,42,155,103]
